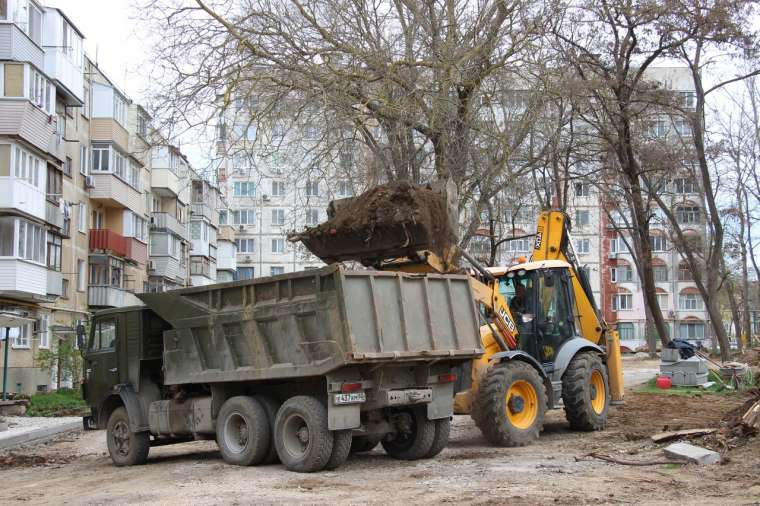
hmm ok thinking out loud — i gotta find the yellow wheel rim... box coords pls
[591,370,606,415]
[505,380,538,430]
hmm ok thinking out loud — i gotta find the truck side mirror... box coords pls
[76,324,86,350]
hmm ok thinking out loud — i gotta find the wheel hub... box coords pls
[297,426,309,444]
[507,394,525,415]
[590,384,597,401]
[112,421,130,456]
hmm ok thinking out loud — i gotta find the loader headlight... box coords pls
[521,313,535,323]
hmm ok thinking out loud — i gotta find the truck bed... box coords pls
[137,265,482,385]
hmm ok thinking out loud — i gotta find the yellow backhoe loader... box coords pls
[291,182,624,447]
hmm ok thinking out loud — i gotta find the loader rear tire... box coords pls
[350,435,382,453]
[424,417,451,458]
[324,429,352,470]
[216,396,271,466]
[254,395,281,464]
[475,361,546,447]
[382,406,435,460]
[562,352,609,431]
[274,396,333,473]
[107,407,149,466]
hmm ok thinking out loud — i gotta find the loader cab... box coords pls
[499,260,577,365]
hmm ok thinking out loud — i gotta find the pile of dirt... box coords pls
[0,452,75,468]
[290,181,458,264]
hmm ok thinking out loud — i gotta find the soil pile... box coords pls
[291,181,458,264]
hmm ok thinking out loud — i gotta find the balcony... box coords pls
[45,200,64,230]
[191,203,219,227]
[217,240,237,272]
[0,258,48,300]
[46,270,63,297]
[0,100,65,161]
[151,168,181,200]
[88,285,143,308]
[218,225,235,242]
[149,256,188,283]
[129,238,148,265]
[90,119,129,152]
[89,229,129,257]
[0,177,45,221]
[42,49,84,105]
[88,173,144,213]
[151,212,188,239]
[0,23,44,69]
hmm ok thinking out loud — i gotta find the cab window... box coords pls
[90,319,117,351]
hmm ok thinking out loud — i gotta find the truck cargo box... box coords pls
[136,265,482,385]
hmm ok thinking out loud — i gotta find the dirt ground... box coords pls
[4,359,760,505]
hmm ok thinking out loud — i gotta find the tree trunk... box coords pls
[726,280,743,352]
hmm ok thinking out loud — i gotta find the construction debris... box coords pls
[575,452,685,466]
[650,428,717,444]
[740,399,760,430]
[663,442,721,465]
[0,452,75,468]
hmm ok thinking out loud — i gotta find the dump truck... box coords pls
[82,266,483,472]
[291,181,624,447]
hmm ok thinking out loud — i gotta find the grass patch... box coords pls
[636,372,738,397]
[26,388,88,417]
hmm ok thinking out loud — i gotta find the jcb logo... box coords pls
[534,231,543,251]
[498,306,517,334]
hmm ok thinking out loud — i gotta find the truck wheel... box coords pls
[216,396,271,466]
[254,395,281,464]
[562,352,609,431]
[324,429,352,470]
[274,396,334,473]
[425,417,451,458]
[381,406,435,460]
[475,361,546,447]
[106,407,149,466]
[350,435,382,453]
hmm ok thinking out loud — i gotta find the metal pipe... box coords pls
[2,327,9,401]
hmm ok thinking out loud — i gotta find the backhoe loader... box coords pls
[290,182,624,447]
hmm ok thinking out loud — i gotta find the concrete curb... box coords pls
[0,421,82,450]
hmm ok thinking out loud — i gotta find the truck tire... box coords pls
[562,352,609,431]
[324,429,352,470]
[254,395,281,464]
[425,417,451,458]
[106,407,150,466]
[216,396,271,466]
[381,406,435,460]
[274,396,334,473]
[350,435,382,453]
[475,361,546,447]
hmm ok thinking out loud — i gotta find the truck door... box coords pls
[84,317,119,409]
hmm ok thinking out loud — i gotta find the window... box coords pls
[679,293,703,310]
[219,210,228,225]
[617,322,634,340]
[649,119,667,137]
[37,316,49,349]
[270,266,285,276]
[91,320,117,350]
[271,209,285,226]
[506,238,532,253]
[61,278,69,299]
[47,233,62,271]
[612,293,633,311]
[611,265,633,283]
[674,119,692,137]
[305,180,319,197]
[236,238,255,253]
[271,181,286,197]
[17,220,45,263]
[678,263,693,281]
[304,124,318,140]
[113,93,127,127]
[673,178,697,194]
[78,202,86,233]
[657,293,668,309]
[91,144,110,172]
[236,267,255,280]
[47,164,62,202]
[233,181,256,197]
[13,146,42,188]
[123,211,148,242]
[678,322,705,340]
[77,259,85,292]
[63,156,72,177]
[231,209,255,225]
[574,238,591,254]
[271,123,285,140]
[11,324,30,348]
[574,182,590,197]
[649,235,667,252]
[137,113,148,138]
[79,145,88,176]
[653,265,668,282]
[676,206,700,224]
[271,238,285,253]
[190,222,201,239]
[679,91,696,109]
[339,150,354,169]
[305,208,319,225]
[0,0,6,20]
[574,210,590,227]
[337,180,353,197]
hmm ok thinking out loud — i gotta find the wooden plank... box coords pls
[650,428,717,443]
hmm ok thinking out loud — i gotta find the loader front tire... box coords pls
[475,361,546,447]
[562,352,609,431]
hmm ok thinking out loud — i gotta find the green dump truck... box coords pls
[82,266,482,472]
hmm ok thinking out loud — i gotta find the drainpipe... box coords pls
[2,327,10,401]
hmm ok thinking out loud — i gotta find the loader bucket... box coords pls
[289,180,459,265]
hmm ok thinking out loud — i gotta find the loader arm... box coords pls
[531,210,624,402]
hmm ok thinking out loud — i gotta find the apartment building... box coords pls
[0,1,87,393]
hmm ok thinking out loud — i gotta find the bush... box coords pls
[26,388,88,417]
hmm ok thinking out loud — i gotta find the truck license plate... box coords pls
[334,392,366,405]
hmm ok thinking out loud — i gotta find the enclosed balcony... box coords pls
[0,23,44,69]
[88,173,144,213]
[0,177,45,222]
[151,212,188,239]
[149,255,188,284]
[190,203,219,227]
[46,269,63,297]
[88,285,142,308]
[0,100,65,161]
[0,259,48,300]
[41,8,85,105]
[152,168,181,199]
[45,200,64,230]
[89,229,129,258]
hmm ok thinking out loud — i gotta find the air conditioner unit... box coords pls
[245,255,252,262]
[85,175,95,188]
[238,225,245,231]
[262,194,270,201]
